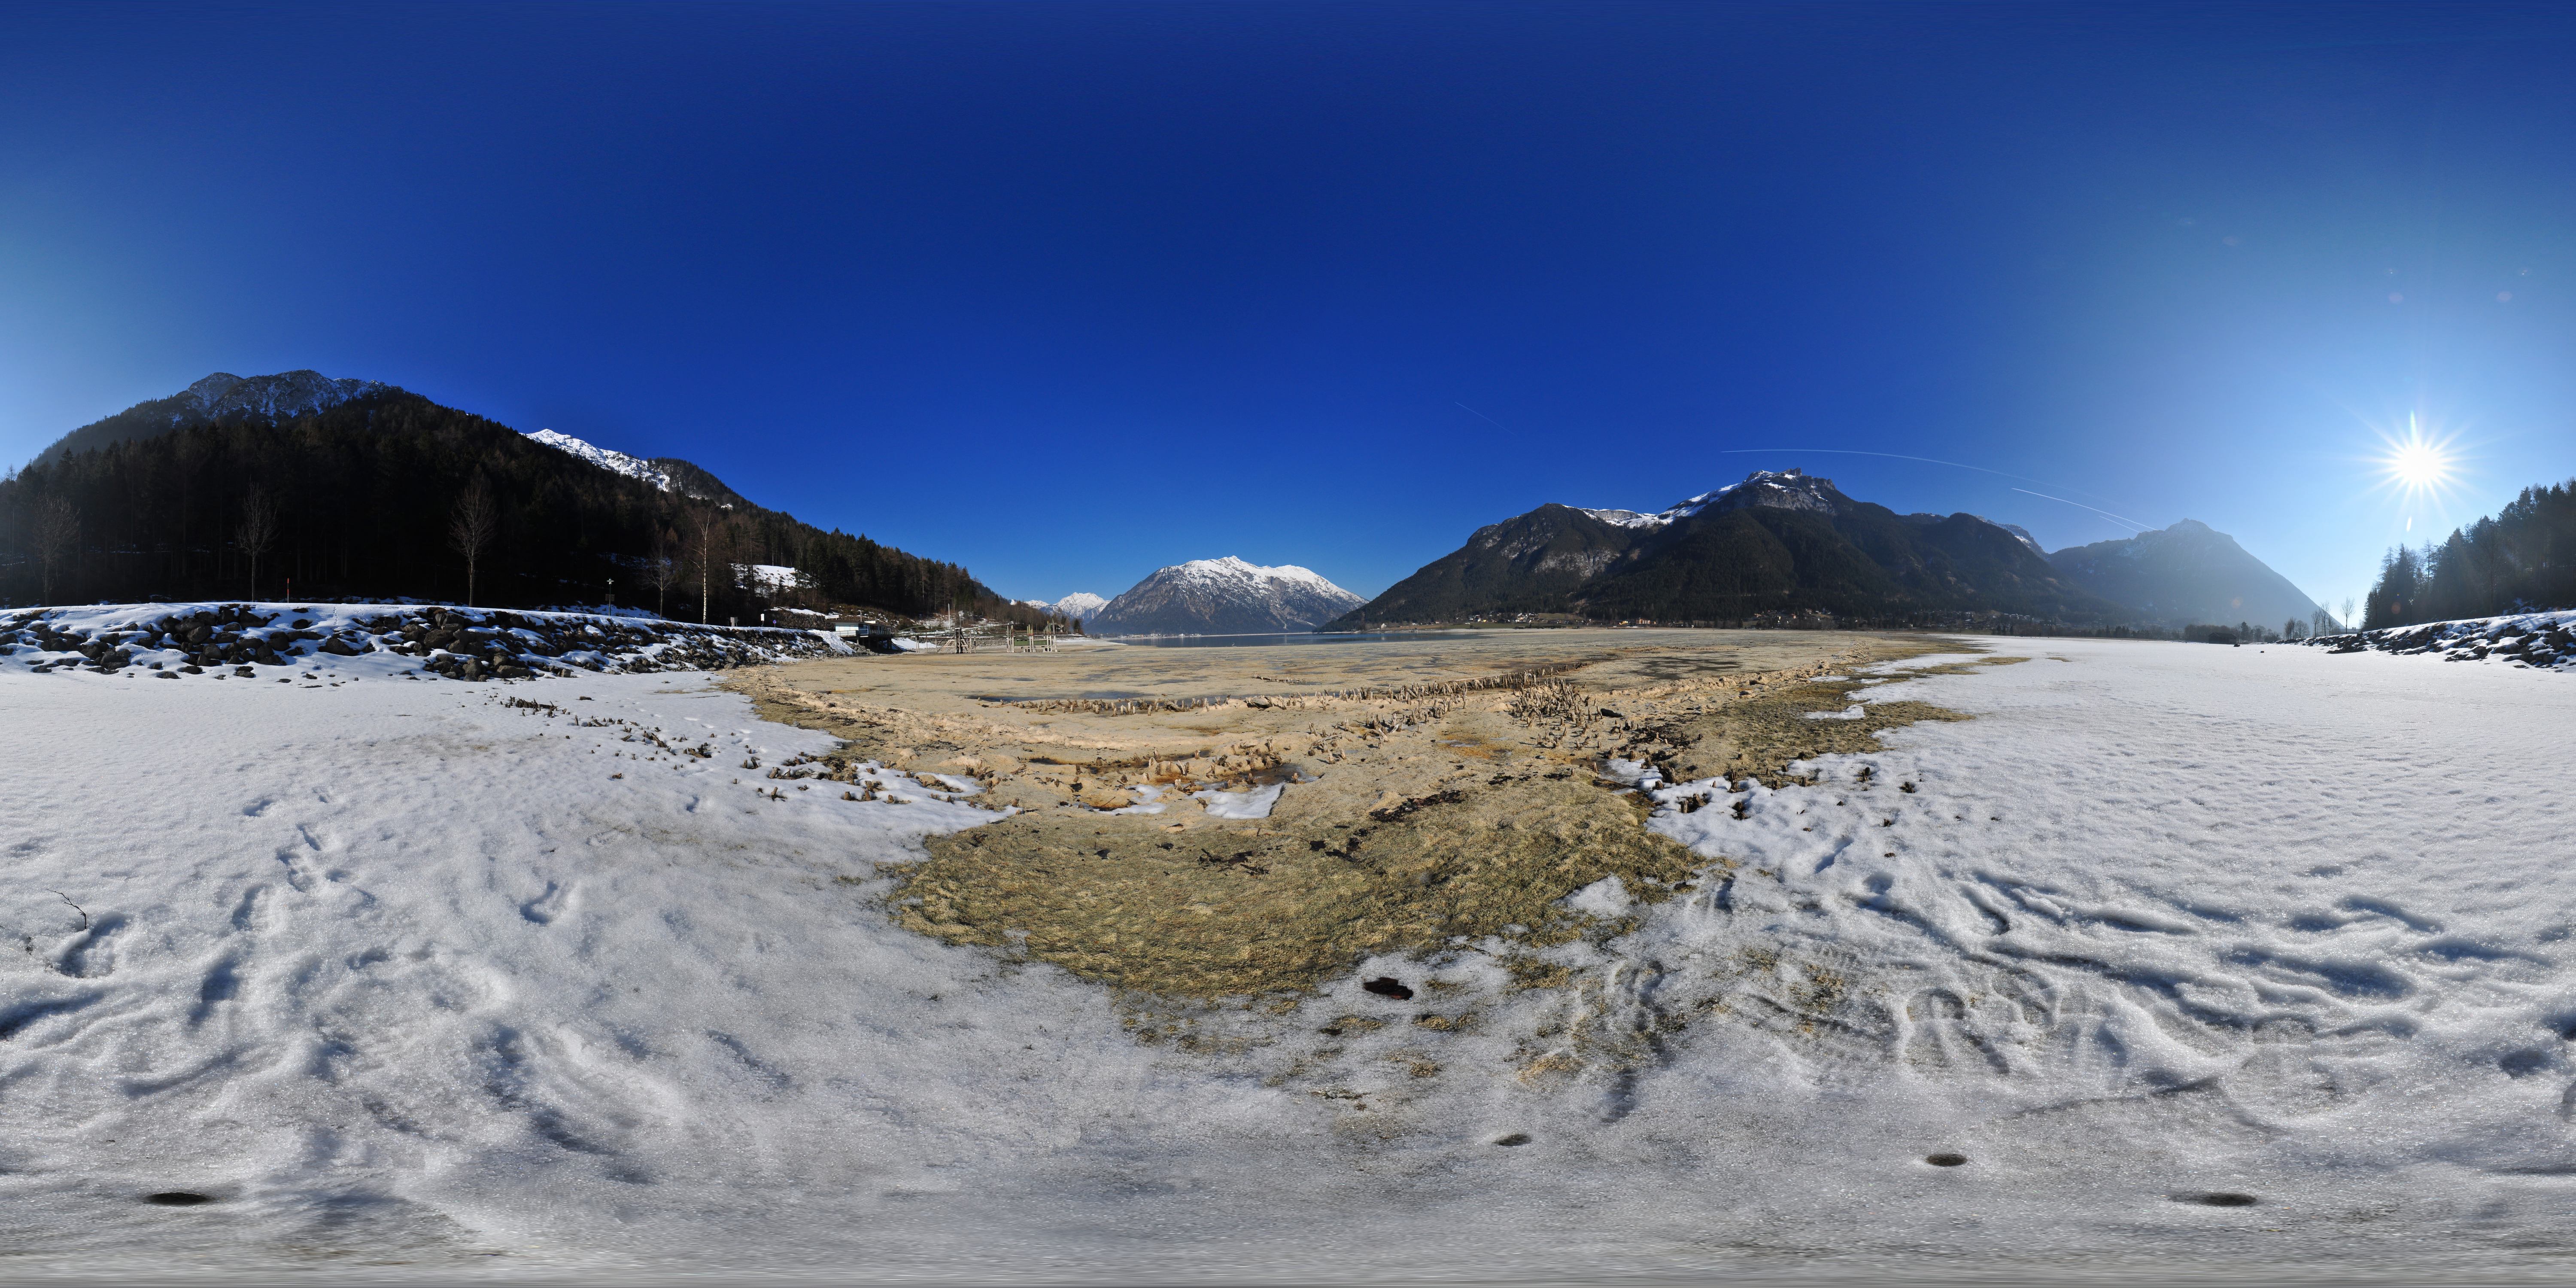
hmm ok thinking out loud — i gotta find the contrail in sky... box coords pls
[1453,402,1509,431]
[2009,488,2151,532]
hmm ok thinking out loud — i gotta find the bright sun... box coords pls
[2377,420,2461,500]
[2387,439,2451,489]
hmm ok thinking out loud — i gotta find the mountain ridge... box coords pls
[1332,469,2126,627]
[3,371,1049,625]
[2046,519,2326,629]
[1090,557,1362,635]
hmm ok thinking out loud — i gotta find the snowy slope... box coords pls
[1573,468,1836,529]
[524,429,673,492]
[1087,556,1361,635]
[1050,591,1108,624]
[2304,607,2576,668]
[4,640,2576,1279]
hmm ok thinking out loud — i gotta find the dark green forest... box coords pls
[0,388,1061,626]
[2364,478,2576,628]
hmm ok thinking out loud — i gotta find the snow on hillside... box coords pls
[1,601,840,683]
[1088,556,1363,635]
[1135,555,1352,598]
[525,429,675,492]
[2305,607,2576,668]
[1051,591,1108,623]
[4,638,2576,1279]
[1574,468,1832,529]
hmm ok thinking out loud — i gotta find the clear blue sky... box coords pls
[4,2,2572,612]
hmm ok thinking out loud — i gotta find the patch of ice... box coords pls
[1098,784,1168,815]
[1561,875,1633,917]
[1804,705,1867,720]
[1599,757,1658,784]
[1192,782,1284,820]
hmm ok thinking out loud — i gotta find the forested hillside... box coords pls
[1331,470,2123,629]
[2365,478,2576,628]
[0,380,1052,626]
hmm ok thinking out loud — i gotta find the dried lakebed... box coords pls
[729,630,1986,1018]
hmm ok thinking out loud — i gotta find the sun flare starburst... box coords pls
[2375,418,2462,503]
[2387,439,2450,489]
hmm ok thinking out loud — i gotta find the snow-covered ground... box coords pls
[2306,606,2576,669]
[3,637,2572,1281]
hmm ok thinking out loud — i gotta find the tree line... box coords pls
[0,389,1067,629]
[2364,478,2576,629]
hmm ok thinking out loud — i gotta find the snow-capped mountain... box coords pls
[526,429,676,492]
[1337,468,2117,626]
[1049,592,1109,624]
[1087,557,1363,635]
[1573,468,1840,530]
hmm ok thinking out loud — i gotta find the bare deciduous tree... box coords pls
[33,495,80,603]
[2340,596,2357,632]
[648,525,683,617]
[689,512,728,624]
[236,487,279,599]
[448,477,498,606]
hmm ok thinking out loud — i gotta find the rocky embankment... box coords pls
[2303,608,2576,669]
[0,602,842,682]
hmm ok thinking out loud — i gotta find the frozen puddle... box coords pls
[2,640,2575,1281]
[1192,781,1284,819]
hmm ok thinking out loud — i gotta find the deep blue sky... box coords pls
[5,2,2573,612]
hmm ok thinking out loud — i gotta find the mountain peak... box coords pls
[1090,557,1361,635]
[30,369,398,468]
[1573,468,1844,531]
[2047,521,2320,626]
[177,370,390,422]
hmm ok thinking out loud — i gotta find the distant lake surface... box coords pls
[1102,630,1480,649]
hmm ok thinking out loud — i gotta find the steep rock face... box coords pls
[1088,557,1362,635]
[1337,469,2123,626]
[33,370,391,465]
[2047,519,2324,628]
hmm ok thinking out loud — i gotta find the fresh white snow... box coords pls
[4,637,2575,1280]
[2306,606,2576,669]
[524,429,675,492]
[1048,592,1108,623]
